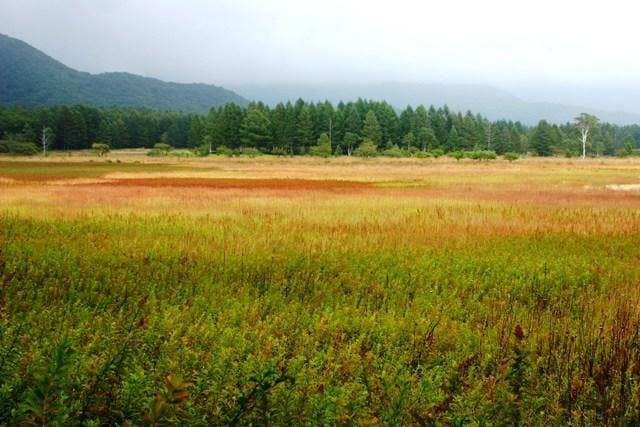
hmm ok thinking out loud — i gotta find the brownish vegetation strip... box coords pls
[93,177,374,191]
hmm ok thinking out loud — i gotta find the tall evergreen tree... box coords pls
[342,132,359,156]
[417,127,438,151]
[399,106,414,139]
[530,120,556,156]
[362,110,382,147]
[270,102,288,151]
[343,105,361,136]
[413,106,429,134]
[216,103,245,148]
[187,116,204,148]
[402,132,416,150]
[446,126,461,152]
[296,105,315,151]
[240,106,272,150]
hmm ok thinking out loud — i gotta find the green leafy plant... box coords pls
[91,143,110,157]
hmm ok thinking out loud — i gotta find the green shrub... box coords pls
[0,140,39,155]
[480,150,497,160]
[148,143,172,156]
[216,145,234,156]
[353,139,378,158]
[503,152,519,161]
[91,143,110,157]
[414,150,433,159]
[239,147,262,157]
[430,148,445,158]
[448,150,465,160]
[467,150,497,160]
[169,150,195,158]
[192,144,211,157]
[310,134,333,157]
[382,144,404,158]
[154,143,171,152]
[271,146,288,156]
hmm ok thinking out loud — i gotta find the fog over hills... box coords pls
[232,83,640,125]
[2,31,639,125]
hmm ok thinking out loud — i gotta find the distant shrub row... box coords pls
[0,140,39,155]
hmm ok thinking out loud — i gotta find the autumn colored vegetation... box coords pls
[1,154,640,425]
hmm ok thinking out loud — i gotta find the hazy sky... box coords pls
[1,0,639,90]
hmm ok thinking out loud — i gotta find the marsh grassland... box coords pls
[2,154,640,425]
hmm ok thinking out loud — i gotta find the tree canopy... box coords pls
[0,101,637,157]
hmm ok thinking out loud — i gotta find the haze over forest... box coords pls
[1,0,639,123]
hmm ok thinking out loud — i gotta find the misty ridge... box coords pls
[231,82,640,125]
[1,32,639,127]
[1,0,639,126]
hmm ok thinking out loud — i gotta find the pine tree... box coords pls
[446,126,461,152]
[343,105,361,136]
[310,132,332,157]
[342,132,359,156]
[402,132,416,150]
[216,103,245,149]
[56,106,87,150]
[530,120,555,156]
[376,102,399,145]
[240,106,272,150]
[460,112,480,150]
[622,133,635,155]
[413,106,429,133]
[362,110,382,147]
[428,106,448,147]
[269,103,288,151]
[417,127,438,151]
[314,101,334,141]
[187,115,204,148]
[494,128,512,154]
[399,106,414,138]
[296,105,314,151]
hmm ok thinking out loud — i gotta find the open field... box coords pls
[2,154,640,425]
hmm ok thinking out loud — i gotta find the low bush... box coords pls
[382,144,404,157]
[216,145,234,156]
[467,150,497,160]
[192,144,211,157]
[448,150,465,160]
[353,139,379,158]
[309,143,332,158]
[0,140,39,155]
[271,146,289,156]
[148,143,172,156]
[430,148,445,158]
[414,150,433,159]
[504,152,520,161]
[238,147,262,157]
[91,143,110,157]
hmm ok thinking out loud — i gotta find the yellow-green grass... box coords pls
[1,155,640,425]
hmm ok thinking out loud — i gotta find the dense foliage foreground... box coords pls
[1,155,640,425]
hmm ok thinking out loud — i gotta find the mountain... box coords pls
[232,83,640,125]
[0,33,247,112]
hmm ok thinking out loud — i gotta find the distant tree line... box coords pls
[1,101,639,156]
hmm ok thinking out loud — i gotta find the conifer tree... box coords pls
[240,106,272,150]
[362,110,382,147]
[296,105,314,151]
